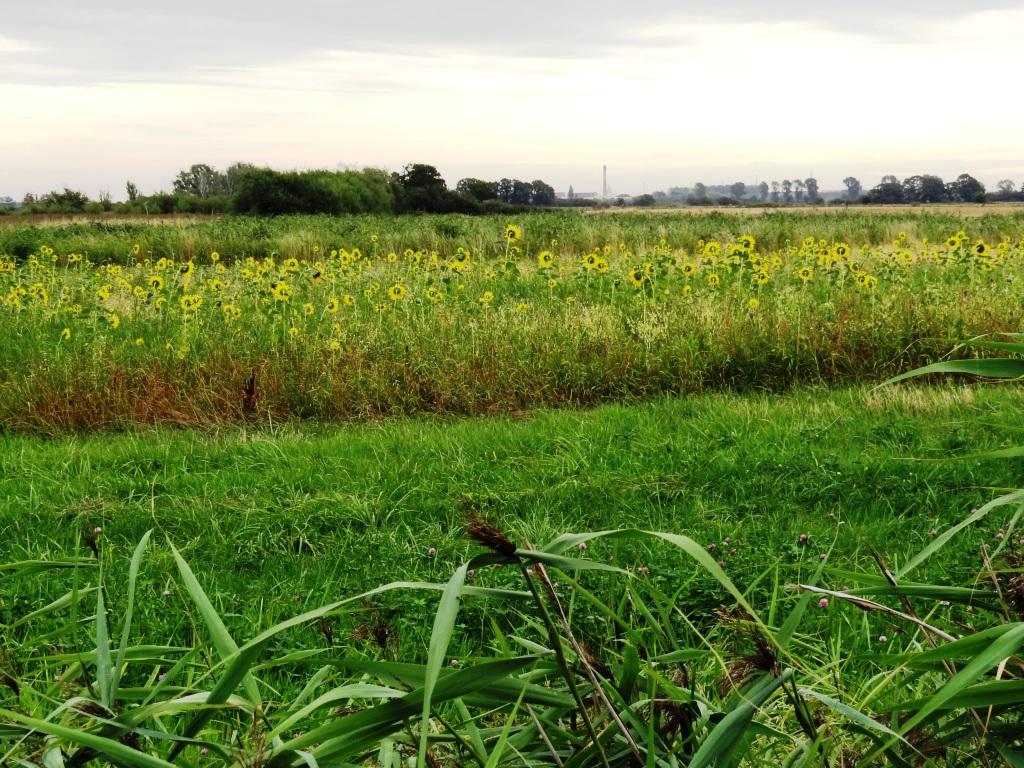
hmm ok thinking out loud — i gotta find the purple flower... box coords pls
[427,547,437,556]
[578,542,588,551]
[93,526,103,534]
[799,534,808,543]
[818,598,829,608]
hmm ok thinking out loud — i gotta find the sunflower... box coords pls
[707,272,720,287]
[755,271,770,286]
[504,224,522,242]
[302,302,315,316]
[747,297,760,309]
[387,284,406,301]
[180,294,203,311]
[798,267,813,283]
[974,241,989,257]
[271,282,292,302]
[629,268,646,288]
[210,251,220,262]
[326,297,340,313]
[739,235,756,252]
[680,262,697,277]
[61,327,71,341]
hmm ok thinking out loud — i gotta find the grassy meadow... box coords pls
[2,210,1024,765]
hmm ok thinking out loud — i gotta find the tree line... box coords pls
[2,163,572,216]
[654,173,1024,206]
[5,167,1024,215]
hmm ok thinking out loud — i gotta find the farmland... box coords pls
[1,210,1023,431]
[2,210,1024,765]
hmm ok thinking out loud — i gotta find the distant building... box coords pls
[558,191,598,200]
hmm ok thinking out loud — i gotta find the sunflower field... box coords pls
[1,212,1023,431]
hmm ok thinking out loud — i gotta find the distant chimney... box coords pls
[602,165,608,199]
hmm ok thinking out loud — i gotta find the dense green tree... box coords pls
[866,175,904,204]
[455,178,499,202]
[902,175,946,203]
[946,173,985,203]
[530,180,556,206]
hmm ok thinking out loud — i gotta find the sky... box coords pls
[2,1,1024,200]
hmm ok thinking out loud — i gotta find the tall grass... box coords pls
[3,509,1024,766]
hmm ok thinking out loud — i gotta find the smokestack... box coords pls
[602,165,607,199]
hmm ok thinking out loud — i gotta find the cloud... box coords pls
[3,1,1021,85]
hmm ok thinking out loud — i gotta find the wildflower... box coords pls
[135,337,144,346]
[878,635,888,642]
[747,298,759,309]
[288,326,300,337]
[503,223,522,242]
[537,250,554,269]
[818,598,829,608]
[708,272,720,287]
[427,547,437,556]
[302,302,315,316]
[929,528,937,536]
[327,339,342,352]
[93,526,102,534]
[61,327,71,341]
[798,267,813,283]
[387,284,406,301]
[162,589,171,597]
[799,534,808,543]
[450,659,459,668]
[108,314,121,329]
[210,251,220,262]
[578,541,588,551]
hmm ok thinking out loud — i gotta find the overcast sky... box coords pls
[3,1,1023,199]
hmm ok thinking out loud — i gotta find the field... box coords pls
[1,210,1023,431]
[2,210,1024,766]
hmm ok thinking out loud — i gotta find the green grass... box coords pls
[4,384,1024,765]
[3,384,1022,654]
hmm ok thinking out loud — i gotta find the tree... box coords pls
[692,182,708,202]
[632,193,656,207]
[729,182,746,200]
[567,185,575,200]
[758,181,769,201]
[843,177,862,202]
[770,181,780,203]
[902,175,945,203]
[946,173,985,203]
[510,180,533,205]
[866,175,904,204]
[781,180,793,203]
[530,180,556,206]
[997,179,1016,195]
[455,178,499,202]
[223,163,257,194]
[793,179,806,203]
[804,178,820,204]
[173,164,224,198]
[125,181,139,201]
